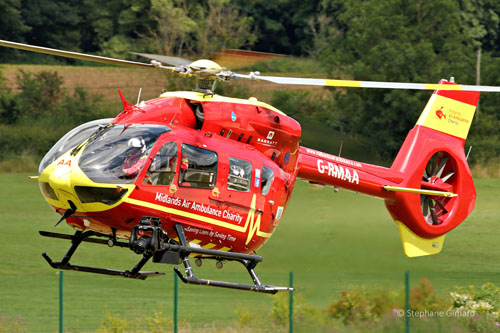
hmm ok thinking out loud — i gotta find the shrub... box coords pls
[326,286,399,325]
[450,282,500,330]
[98,311,177,333]
[0,69,107,171]
[0,313,26,332]
[409,277,447,312]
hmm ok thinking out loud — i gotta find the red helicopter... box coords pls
[2,39,499,294]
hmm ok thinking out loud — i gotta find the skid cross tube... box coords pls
[40,230,164,280]
[171,224,292,294]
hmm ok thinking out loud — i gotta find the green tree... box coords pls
[0,0,30,62]
[21,0,82,52]
[81,0,155,57]
[0,0,28,40]
[147,0,198,56]
[315,0,478,161]
[148,0,256,57]
[14,70,63,121]
[0,70,104,126]
[194,0,256,56]
[459,0,500,53]
[233,0,320,55]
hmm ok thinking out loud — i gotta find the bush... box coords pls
[409,277,446,312]
[0,124,69,162]
[0,313,26,332]
[326,286,400,325]
[235,292,329,331]
[450,283,500,331]
[98,311,178,333]
[0,69,107,171]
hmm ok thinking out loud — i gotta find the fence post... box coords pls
[405,271,410,333]
[173,271,178,333]
[289,271,293,333]
[59,271,63,333]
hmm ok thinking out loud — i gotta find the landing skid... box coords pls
[40,230,163,280]
[39,224,292,294]
[170,224,292,294]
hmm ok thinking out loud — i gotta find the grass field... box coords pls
[1,173,499,331]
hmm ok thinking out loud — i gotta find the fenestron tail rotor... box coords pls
[420,152,456,225]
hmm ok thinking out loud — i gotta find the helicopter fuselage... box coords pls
[39,91,301,254]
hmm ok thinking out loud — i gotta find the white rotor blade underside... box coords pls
[131,52,192,67]
[235,73,500,92]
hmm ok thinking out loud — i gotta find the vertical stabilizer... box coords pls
[386,81,479,256]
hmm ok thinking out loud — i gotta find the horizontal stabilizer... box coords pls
[395,220,445,257]
[384,185,457,197]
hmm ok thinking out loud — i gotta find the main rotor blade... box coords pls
[0,39,175,71]
[131,52,192,67]
[235,73,500,92]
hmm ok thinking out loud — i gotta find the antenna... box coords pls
[136,88,142,105]
[466,146,472,160]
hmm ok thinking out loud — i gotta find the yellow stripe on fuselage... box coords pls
[124,195,273,243]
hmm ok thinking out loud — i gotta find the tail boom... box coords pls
[297,81,479,257]
[297,146,403,199]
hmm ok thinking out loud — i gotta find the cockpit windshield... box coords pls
[79,124,169,184]
[39,118,113,175]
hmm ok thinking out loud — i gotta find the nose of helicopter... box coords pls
[46,157,81,211]
[39,151,134,214]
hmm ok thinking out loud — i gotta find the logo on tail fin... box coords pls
[435,107,446,120]
[417,94,476,139]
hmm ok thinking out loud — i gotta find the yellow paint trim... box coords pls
[203,243,217,249]
[38,147,136,212]
[395,221,445,257]
[384,186,457,197]
[159,91,286,115]
[417,94,476,139]
[219,247,230,252]
[124,194,273,243]
[326,79,362,88]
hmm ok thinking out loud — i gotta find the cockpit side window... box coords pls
[143,142,177,185]
[179,143,217,188]
[228,157,252,192]
[261,166,274,195]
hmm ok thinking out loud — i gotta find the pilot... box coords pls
[181,155,189,170]
[230,165,244,178]
[179,155,191,186]
[123,137,147,178]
